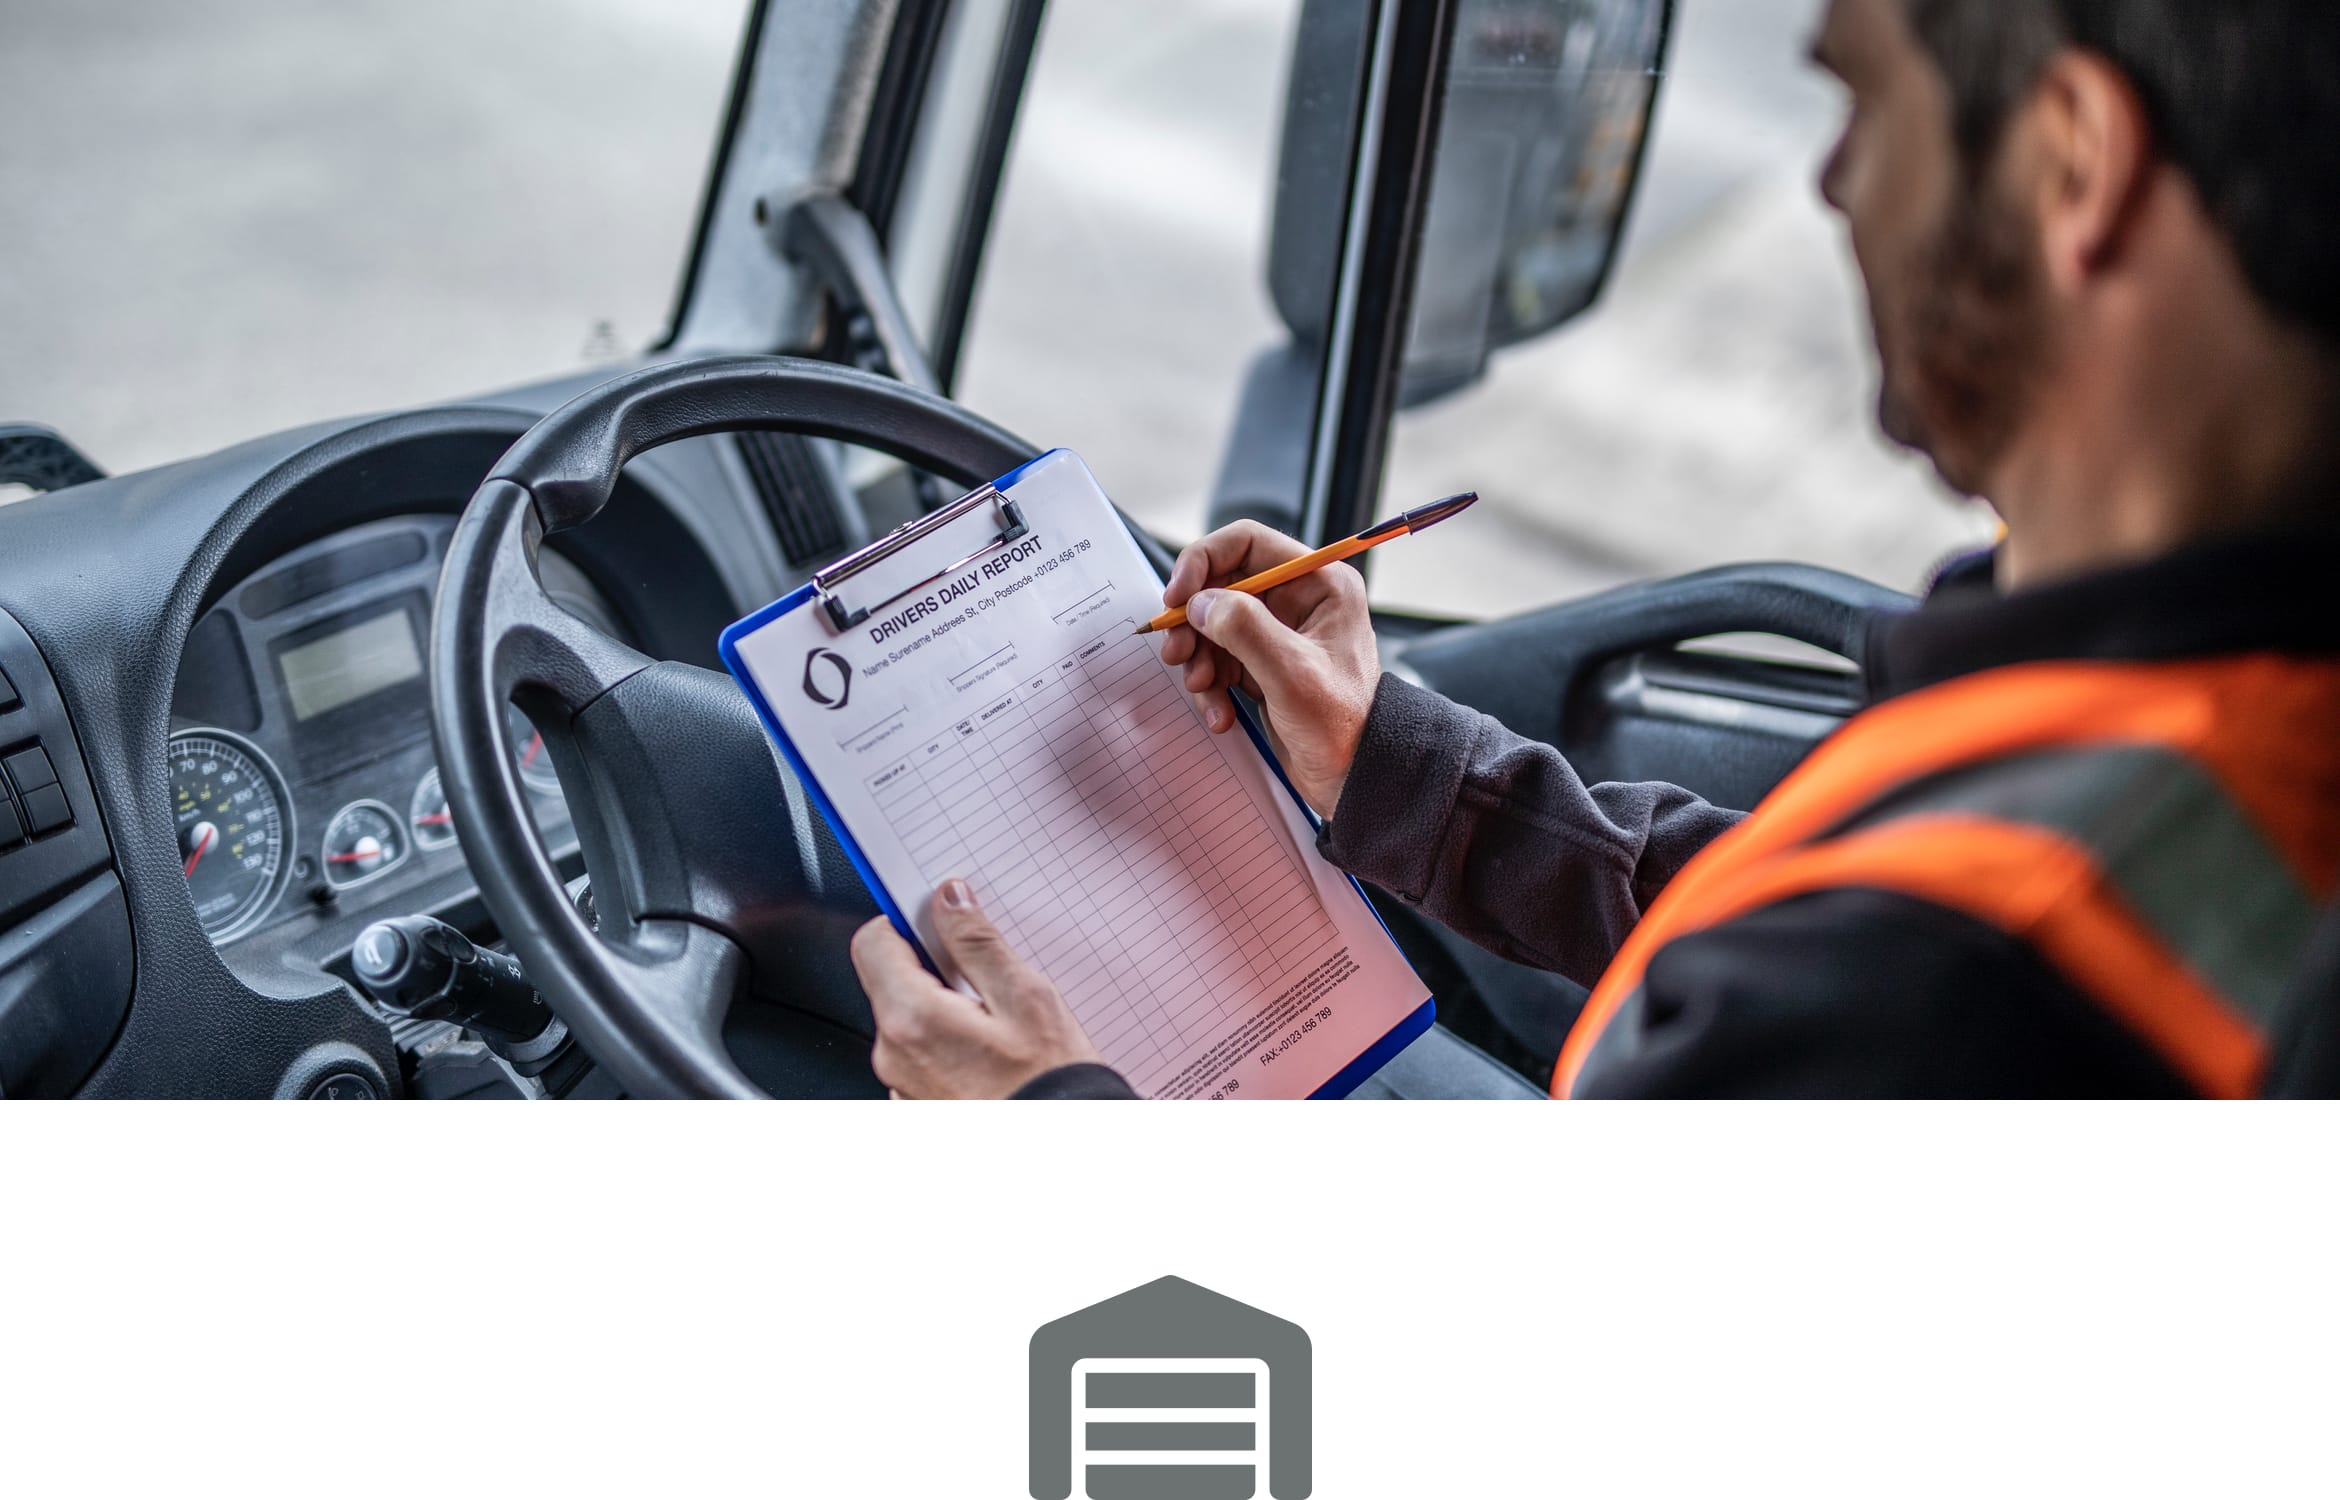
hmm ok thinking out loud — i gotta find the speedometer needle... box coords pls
[184,822,217,878]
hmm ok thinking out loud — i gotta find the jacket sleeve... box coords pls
[1013,1062,1143,1099]
[1319,673,1746,988]
[1572,889,2194,1097]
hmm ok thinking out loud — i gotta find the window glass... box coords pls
[1369,0,1999,618]
[954,0,1347,544]
[0,0,748,478]
[891,0,1014,358]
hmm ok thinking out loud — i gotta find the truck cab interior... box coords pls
[8,0,2317,1098]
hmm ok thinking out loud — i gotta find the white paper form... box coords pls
[725,450,1429,1099]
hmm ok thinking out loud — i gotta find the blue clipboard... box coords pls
[717,451,1434,1099]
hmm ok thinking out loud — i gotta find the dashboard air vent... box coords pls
[735,430,849,569]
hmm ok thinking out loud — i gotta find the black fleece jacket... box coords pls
[1020,531,2340,1098]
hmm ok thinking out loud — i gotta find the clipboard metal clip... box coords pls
[812,482,1029,632]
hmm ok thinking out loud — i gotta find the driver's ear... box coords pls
[2028,48,2157,293]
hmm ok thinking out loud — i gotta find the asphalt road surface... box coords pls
[2,0,1994,619]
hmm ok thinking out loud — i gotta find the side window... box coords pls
[953,0,1351,545]
[1369,0,1999,619]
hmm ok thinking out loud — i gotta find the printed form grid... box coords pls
[866,628,1336,1094]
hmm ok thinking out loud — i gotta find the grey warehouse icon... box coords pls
[1030,1276,1311,1500]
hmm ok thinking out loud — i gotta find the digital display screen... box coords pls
[276,608,423,722]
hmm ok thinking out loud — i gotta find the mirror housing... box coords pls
[1267,0,1672,405]
[1399,0,1672,404]
[1211,0,1672,538]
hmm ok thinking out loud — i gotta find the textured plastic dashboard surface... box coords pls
[0,606,129,1096]
[1401,562,1911,810]
[0,370,793,1096]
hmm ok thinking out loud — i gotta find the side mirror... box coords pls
[1399,0,1672,404]
[1213,0,1672,535]
[1267,0,1672,405]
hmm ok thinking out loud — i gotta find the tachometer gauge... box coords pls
[322,800,408,886]
[170,728,292,943]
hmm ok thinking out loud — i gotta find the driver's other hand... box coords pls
[851,880,1103,1099]
[1158,520,1379,818]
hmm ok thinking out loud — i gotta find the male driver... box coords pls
[851,0,2340,1099]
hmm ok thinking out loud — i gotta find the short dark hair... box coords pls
[1905,0,2340,346]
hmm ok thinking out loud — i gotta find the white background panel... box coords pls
[5,1105,2333,1498]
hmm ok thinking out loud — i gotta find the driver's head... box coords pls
[1813,0,2340,519]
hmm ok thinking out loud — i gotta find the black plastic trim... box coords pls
[1399,561,1906,750]
[1311,0,1461,550]
[850,0,955,243]
[0,603,129,1097]
[931,0,1050,392]
[1635,647,1866,718]
[0,423,106,494]
[0,873,134,1098]
[0,608,115,936]
[737,430,852,567]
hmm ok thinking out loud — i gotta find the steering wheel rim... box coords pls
[431,355,1038,1098]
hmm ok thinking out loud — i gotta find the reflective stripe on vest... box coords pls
[1554,655,2340,1099]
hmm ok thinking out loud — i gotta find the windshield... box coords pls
[0,0,750,477]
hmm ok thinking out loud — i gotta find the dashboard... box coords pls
[0,383,863,1096]
[166,514,618,954]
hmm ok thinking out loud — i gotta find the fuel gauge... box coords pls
[322,800,409,887]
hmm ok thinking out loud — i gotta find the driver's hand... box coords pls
[851,880,1103,1099]
[1158,521,1380,818]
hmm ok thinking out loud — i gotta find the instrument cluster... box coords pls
[167,515,619,948]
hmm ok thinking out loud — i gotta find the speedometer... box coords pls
[169,728,293,942]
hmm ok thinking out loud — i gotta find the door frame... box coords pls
[668,0,1470,554]
[1297,0,1460,549]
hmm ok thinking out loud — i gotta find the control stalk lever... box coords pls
[353,915,548,1041]
[350,915,598,1096]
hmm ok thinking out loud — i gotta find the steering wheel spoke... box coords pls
[473,484,656,715]
[598,918,754,1096]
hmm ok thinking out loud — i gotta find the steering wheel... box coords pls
[430,356,1037,1098]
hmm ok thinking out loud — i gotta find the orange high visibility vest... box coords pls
[1553,655,2340,1099]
